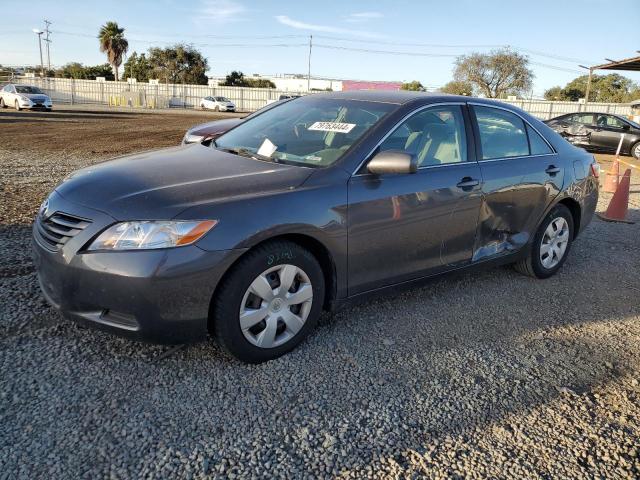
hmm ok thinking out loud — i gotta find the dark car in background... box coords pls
[545,112,640,159]
[33,92,598,363]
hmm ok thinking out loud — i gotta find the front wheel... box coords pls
[631,141,640,160]
[15,100,21,111]
[212,241,325,363]
[514,204,574,279]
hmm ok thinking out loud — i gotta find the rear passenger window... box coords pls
[526,124,553,155]
[474,106,529,160]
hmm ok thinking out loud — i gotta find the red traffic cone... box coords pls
[597,169,634,224]
[603,157,619,193]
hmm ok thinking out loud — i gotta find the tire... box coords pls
[631,141,640,160]
[212,240,325,363]
[214,105,219,112]
[0,98,5,108]
[514,204,574,279]
[15,100,21,111]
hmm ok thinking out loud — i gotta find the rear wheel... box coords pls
[631,141,640,160]
[212,241,325,363]
[0,98,5,108]
[514,204,574,279]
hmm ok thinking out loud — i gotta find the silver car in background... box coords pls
[0,84,53,111]
[200,96,236,112]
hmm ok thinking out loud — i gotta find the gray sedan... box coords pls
[33,91,598,363]
[0,84,52,111]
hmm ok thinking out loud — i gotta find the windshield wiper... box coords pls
[218,147,278,163]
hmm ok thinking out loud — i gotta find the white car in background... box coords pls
[0,84,53,111]
[199,96,235,112]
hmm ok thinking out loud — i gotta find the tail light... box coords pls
[590,162,600,178]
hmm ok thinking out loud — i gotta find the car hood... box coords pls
[190,118,243,137]
[55,144,314,220]
[22,93,50,101]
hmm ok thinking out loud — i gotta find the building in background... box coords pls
[208,74,403,92]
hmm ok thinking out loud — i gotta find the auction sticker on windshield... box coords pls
[308,122,356,133]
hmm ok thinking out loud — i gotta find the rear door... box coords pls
[347,104,483,295]
[469,104,564,260]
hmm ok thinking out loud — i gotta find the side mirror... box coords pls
[367,150,417,175]
[622,124,631,131]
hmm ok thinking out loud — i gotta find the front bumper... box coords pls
[32,191,246,344]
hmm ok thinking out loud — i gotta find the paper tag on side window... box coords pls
[257,138,277,157]
[308,122,356,133]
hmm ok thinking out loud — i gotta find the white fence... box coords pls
[19,76,634,119]
[22,77,305,112]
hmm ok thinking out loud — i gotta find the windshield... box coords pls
[214,97,394,167]
[626,118,640,129]
[16,86,43,94]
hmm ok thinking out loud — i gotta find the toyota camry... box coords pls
[33,91,599,363]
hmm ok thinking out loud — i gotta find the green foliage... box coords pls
[220,71,275,88]
[147,44,208,85]
[122,52,152,82]
[544,74,640,103]
[55,62,114,80]
[400,81,425,91]
[98,21,128,81]
[440,80,473,96]
[453,48,533,98]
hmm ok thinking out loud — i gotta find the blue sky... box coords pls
[2,0,639,95]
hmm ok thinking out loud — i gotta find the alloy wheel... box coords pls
[239,264,313,348]
[634,143,640,159]
[539,217,569,269]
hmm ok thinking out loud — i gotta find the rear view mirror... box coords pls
[367,150,417,175]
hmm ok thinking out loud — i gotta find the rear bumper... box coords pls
[32,192,247,344]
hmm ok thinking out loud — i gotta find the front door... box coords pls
[347,104,482,295]
[591,114,629,152]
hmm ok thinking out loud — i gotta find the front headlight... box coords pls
[87,220,218,251]
[20,96,32,103]
[183,132,204,144]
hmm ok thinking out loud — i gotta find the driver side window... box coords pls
[378,106,467,167]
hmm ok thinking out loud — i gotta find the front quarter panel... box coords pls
[175,167,350,298]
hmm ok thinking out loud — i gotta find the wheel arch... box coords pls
[207,233,338,335]
[556,197,581,239]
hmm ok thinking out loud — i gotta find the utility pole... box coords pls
[307,35,312,92]
[33,29,44,77]
[579,65,593,112]
[43,20,52,74]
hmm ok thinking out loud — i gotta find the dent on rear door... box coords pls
[472,156,565,261]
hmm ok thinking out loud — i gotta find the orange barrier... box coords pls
[597,169,634,224]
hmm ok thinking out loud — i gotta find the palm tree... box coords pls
[98,21,128,81]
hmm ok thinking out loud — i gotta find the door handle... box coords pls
[456,177,480,189]
[545,165,561,175]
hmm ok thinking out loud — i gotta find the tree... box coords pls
[440,80,473,96]
[98,21,128,81]
[55,62,113,80]
[400,81,425,91]
[453,48,533,98]
[219,71,275,88]
[545,74,640,103]
[122,52,152,82]
[147,44,208,85]
[221,71,246,87]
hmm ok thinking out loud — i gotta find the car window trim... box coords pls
[468,102,557,161]
[352,101,469,176]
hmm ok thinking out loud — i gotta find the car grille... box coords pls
[36,212,91,250]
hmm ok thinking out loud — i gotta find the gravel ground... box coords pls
[1,110,640,479]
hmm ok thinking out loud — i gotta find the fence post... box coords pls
[71,78,75,105]
[548,102,553,120]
